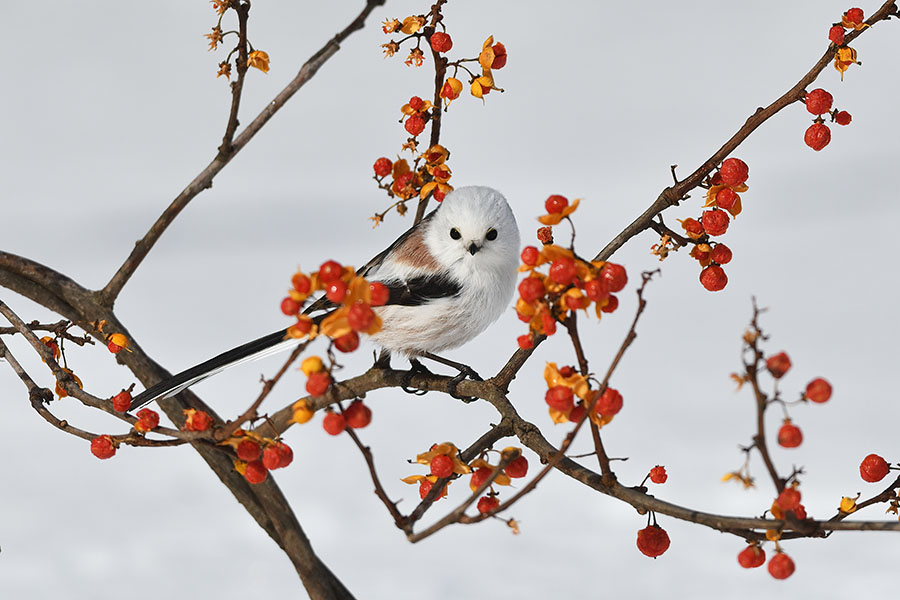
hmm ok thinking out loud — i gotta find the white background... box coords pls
[1,1,898,598]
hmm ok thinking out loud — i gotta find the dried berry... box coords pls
[700,265,728,292]
[600,295,619,313]
[845,7,864,24]
[649,465,667,484]
[636,525,670,558]
[373,157,393,177]
[517,334,534,350]
[766,352,792,378]
[834,110,852,125]
[804,378,832,403]
[710,244,732,265]
[430,31,453,53]
[701,209,729,236]
[720,158,749,186]
[777,420,803,448]
[135,408,159,433]
[805,89,834,115]
[90,435,116,460]
[112,390,132,412]
[828,24,846,45]
[184,409,213,431]
[506,455,529,478]
[405,114,426,136]
[805,123,831,151]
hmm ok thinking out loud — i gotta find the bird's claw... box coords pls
[447,368,480,403]
[401,359,432,396]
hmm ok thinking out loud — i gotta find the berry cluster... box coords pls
[321,400,373,436]
[516,195,627,349]
[542,362,624,427]
[829,7,866,80]
[371,143,454,214]
[680,157,749,292]
[225,431,294,484]
[802,88,852,151]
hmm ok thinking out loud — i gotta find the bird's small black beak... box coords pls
[468,242,480,256]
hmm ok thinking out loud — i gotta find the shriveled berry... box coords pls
[636,525,670,558]
[600,295,619,313]
[477,495,500,514]
[766,352,792,378]
[536,226,553,244]
[292,272,311,294]
[805,378,832,403]
[392,172,415,195]
[715,187,738,211]
[344,400,372,429]
[90,435,116,460]
[828,24,846,45]
[326,280,348,303]
[306,371,331,396]
[549,257,577,285]
[368,281,389,306]
[347,301,375,331]
[430,31,453,53]
[334,331,359,353]
[700,265,728,292]
[319,260,343,282]
[430,454,454,478]
[720,158,749,186]
[701,209,729,236]
[768,552,795,580]
[595,387,623,416]
[135,408,159,433]
[184,409,213,431]
[520,246,540,266]
[805,123,831,151]
[517,334,534,350]
[112,390,132,412]
[545,385,574,412]
[602,263,628,292]
[649,465,667,484]
[738,544,766,569]
[491,43,507,69]
[806,89,834,115]
[584,278,610,303]
[541,310,557,335]
[408,96,423,111]
[373,157,392,177]
[471,467,492,489]
[778,420,803,448]
[681,217,704,237]
[244,460,268,484]
[569,404,586,422]
[236,439,261,461]
[834,110,852,125]
[776,487,802,512]
[405,114,426,136]
[322,412,346,436]
[518,277,545,303]
[506,455,528,478]
[710,244,732,265]
[545,194,568,214]
[845,7,864,24]
[860,453,890,482]
[281,297,301,316]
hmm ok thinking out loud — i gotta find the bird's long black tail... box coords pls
[128,328,296,411]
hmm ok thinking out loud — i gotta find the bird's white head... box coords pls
[424,186,520,280]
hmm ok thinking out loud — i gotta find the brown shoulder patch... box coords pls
[393,226,440,271]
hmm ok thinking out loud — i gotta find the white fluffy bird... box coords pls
[130,186,520,410]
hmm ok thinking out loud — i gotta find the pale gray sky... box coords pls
[2,1,898,598]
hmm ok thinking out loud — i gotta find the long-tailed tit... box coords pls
[130,186,520,410]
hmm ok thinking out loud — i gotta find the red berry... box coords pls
[477,495,500,514]
[244,460,268,484]
[344,400,372,429]
[184,409,213,432]
[595,387,623,416]
[236,439,261,461]
[430,454,454,478]
[720,158,749,186]
[601,263,627,292]
[768,552,795,580]
[860,453,890,482]
[518,277,545,302]
[322,412,346,435]
[846,7,864,24]
[135,408,159,432]
[715,187,738,211]
[558,366,575,377]
[541,310,557,335]
[636,525,670,558]
[701,209,729,236]
[738,544,766,569]
[405,114,426,136]
[567,404,586,423]
[392,172,415,195]
[326,280,348,303]
[544,194,568,214]
[418,478,434,499]
[549,257,577,285]
[778,420,803,448]
[828,24,846,45]
[536,226,553,244]
[292,273,311,294]
[368,282,389,306]
[471,467,492,489]
[710,244,732,265]
[334,331,359,353]
[600,294,619,313]
[776,487,802,512]
[108,340,123,353]
[806,89,834,115]
[90,435,116,460]
[274,442,293,468]
[520,246,540,266]
[506,456,528,478]
[408,96,423,111]
[766,352,792,379]
[517,334,534,350]
[430,31,453,53]
[306,371,331,396]
[491,43,507,69]
[709,172,723,186]
[280,297,301,316]
[649,465,667,484]
[545,385,574,412]
[373,157,392,178]
[112,390,132,412]
[262,445,282,470]
[319,260,343,282]
[700,265,728,292]
[805,123,831,151]
[681,217,704,237]
[585,278,610,303]
[347,301,375,332]
[834,110,852,125]
[805,378,832,403]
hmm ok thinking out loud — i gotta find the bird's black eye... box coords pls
[450,228,461,240]
[485,228,498,241]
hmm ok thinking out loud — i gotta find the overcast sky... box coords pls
[2,1,899,598]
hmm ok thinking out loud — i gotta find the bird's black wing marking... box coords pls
[383,273,462,306]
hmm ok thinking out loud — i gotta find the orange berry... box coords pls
[135,408,159,433]
[715,187,738,211]
[766,352,792,378]
[777,420,803,448]
[491,43,507,69]
[418,478,434,499]
[244,460,268,484]
[681,217,704,237]
[306,371,331,396]
[710,244,732,265]
[184,409,213,431]
[292,272,311,294]
[322,412,346,436]
[701,209,729,236]
[700,265,728,292]
[636,525,670,558]
[738,544,766,569]
[719,158,749,186]
[834,110,852,125]
[344,400,372,429]
[112,390,132,412]
[805,378,832,403]
[430,454,454,478]
[767,552,795,579]
[828,25,845,45]
[545,385,574,412]
[600,294,619,313]
[585,278,610,303]
[549,257,577,285]
[845,7,864,24]
[517,334,534,350]
[477,495,500,514]
[860,453,890,482]
[776,487,802,512]
[90,435,116,460]
[471,467,492,489]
